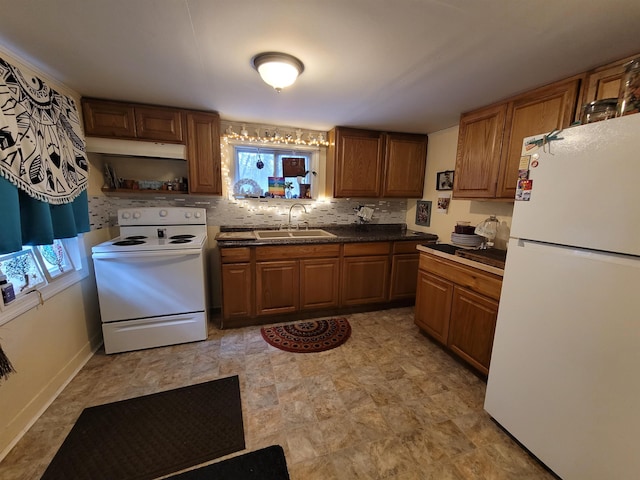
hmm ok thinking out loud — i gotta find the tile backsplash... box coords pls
[88,195,408,230]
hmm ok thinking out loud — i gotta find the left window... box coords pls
[0,237,86,324]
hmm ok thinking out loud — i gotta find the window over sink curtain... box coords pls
[0,56,89,255]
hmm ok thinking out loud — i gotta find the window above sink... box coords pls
[229,143,320,200]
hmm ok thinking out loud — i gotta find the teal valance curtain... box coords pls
[0,56,89,255]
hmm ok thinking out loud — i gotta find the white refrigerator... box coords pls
[484,114,640,479]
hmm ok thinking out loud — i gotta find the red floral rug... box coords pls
[261,318,351,353]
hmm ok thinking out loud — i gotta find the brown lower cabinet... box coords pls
[389,240,422,300]
[256,260,300,316]
[414,251,502,375]
[341,242,390,306]
[300,258,340,310]
[219,239,430,328]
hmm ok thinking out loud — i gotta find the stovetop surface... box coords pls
[92,233,207,253]
[93,207,209,253]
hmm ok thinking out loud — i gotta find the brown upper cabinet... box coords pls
[382,132,428,197]
[82,98,222,196]
[453,77,580,200]
[327,127,427,198]
[82,98,184,143]
[186,111,222,195]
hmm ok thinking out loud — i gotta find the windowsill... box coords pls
[0,267,89,326]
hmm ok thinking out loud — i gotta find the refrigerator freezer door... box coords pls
[512,114,640,257]
[485,238,640,479]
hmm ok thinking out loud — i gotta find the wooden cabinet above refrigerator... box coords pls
[453,77,580,200]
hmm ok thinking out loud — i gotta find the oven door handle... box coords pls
[92,250,202,260]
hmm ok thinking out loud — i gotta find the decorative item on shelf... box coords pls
[1,250,45,292]
[0,269,16,306]
[233,178,262,198]
[284,181,294,198]
[104,163,119,189]
[299,183,311,199]
[268,177,285,197]
[436,170,454,191]
[415,200,432,227]
[40,243,65,273]
[299,170,317,181]
[222,123,330,147]
[282,157,306,177]
[138,180,164,190]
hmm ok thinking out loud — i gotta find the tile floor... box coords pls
[0,307,557,479]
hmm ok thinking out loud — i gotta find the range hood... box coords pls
[85,137,187,160]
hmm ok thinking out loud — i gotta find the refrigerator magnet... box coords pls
[515,179,533,201]
[518,155,531,179]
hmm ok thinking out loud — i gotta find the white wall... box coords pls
[406,126,514,249]
[0,47,107,459]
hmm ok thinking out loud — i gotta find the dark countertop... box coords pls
[215,223,438,248]
[417,243,505,276]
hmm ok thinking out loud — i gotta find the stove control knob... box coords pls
[133,212,141,219]
[159,209,168,217]
[194,211,202,218]
[121,212,131,220]
[184,212,192,218]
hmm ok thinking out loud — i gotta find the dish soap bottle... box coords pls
[0,272,15,305]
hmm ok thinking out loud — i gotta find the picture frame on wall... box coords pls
[415,200,432,226]
[436,170,454,191]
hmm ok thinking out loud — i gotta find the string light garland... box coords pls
[221,121,330,147]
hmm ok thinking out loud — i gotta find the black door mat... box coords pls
[165,445,290,479]
[41,376,245,480]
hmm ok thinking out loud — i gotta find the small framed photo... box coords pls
[415,200,432,227]
[436,170,454,191]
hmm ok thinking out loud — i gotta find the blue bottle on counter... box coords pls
[1,274,15,305]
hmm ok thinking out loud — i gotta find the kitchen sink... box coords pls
[254,229,336,240]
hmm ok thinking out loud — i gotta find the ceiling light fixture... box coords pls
[251,52,304,93]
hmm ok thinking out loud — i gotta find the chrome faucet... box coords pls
[288,203,307,229]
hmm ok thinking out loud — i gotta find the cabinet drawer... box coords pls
[419,253,502,300]
[343,242,391,257]
[220,247,251,263]
[393,240,425,254]
[256,244,340,261]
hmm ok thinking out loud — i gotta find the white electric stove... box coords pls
[92,207,209,354]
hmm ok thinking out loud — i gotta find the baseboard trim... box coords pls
[0,334,103,462]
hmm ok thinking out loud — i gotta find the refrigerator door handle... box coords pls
[515,238,640,268]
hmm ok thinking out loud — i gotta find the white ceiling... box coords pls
[0,0,639,134]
